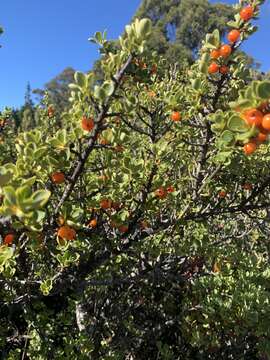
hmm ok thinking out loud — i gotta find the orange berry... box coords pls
[208,62,219,74]
[166,186,175,193]
[220,65,229,74]
[4,233,14,246]
[210,49,220,59]
[48,106,54,118]
[262,114,270,131]
[242,183,253,191]
[227,30,240,43]
[170,111,181,122]
[240,6,254,21]
[243,109,263,127]
[51,172,65,184]
[81,116,94,132]
[218,191,227,199]
[57,225,76,241]
[254,132,268,144]
[219,44,232,58]
[100,199,112,210]
[148,91,156,98]
[155,187,167,199]
[118,225,128,233]
[88,219,98,228]
[243,142,257,155]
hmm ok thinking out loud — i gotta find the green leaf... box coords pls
[199,53,210,74]
[119,209,129,222]
[230,99,254,110]
[191,79,202,91]
[212,29,220,48]
[33,147,48,160]
[94,31,102,43]
[0,246,14,268]
[3,186,16,206]
[227,115,248,133]
[94,85,106,101]
[30,190,51,209]
[16,185,32,205]
[22,177,36,188]
[136,18,152,38]
[0,168,13,187]
[68,83,81,90]
[40,279,53,296]
[220,130,235,145]
[102,81,115,97]
[74,72,86,88]
[257,81,270,99]
[236,126,257,142]
[227,20,238,28]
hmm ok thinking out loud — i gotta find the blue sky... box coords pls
[0,0,269,109]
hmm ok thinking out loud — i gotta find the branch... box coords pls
[54,55,133,215]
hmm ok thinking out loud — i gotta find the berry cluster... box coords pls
[208,4,255,76]
[155,185,175,199]
[241,105,270,155]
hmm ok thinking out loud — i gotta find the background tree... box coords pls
[0,25,3,47]
[18,82,36,131]
[33,67,76,112]
[134,0,234,63]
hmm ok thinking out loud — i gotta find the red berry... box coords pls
[254,132,268,144]
[57,225,76,241]
[262,114,270,131]
[242,183,253,191]
[240,6,254,21]
[155,187,167,199]
[220,65,229,74]
[88,219,98,228]
[166,186,175,193]
[243,142,257,155]
[227,30,240,43]
[210,49,220,59]
[208,62,219,74]
[81,116,94,132]
[118,225,128,233]
[51,172,65,184]
[220,44,232,58]
[4,234,14,246]
[100,199,112,209]
[218,191,227,199]
[170,111,181,122]
[243,109,263,127]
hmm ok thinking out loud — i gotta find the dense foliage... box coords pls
[0,1,270,359]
